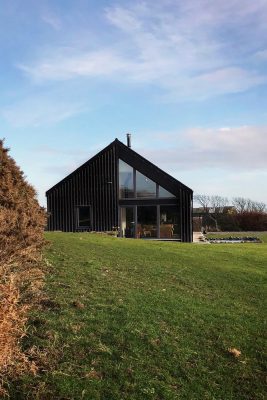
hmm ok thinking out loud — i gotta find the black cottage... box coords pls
[46,137,193,242]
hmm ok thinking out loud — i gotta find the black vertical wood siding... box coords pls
[47,143,118,232]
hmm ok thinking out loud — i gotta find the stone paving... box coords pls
[193,231,209,243]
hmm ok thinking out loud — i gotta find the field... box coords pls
[10,233,267,399]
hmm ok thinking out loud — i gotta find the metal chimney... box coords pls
[126,133,132,148]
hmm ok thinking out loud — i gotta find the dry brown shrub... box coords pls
[0,139,46,395]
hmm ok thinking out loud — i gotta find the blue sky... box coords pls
[1,0,267,206]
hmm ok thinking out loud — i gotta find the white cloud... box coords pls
[42,13,62,30]
[19,49,130,82]
[17,0,267,100]
[139,125,267,170]
[105,5,142,32]
[161,67,266,101]
[1,94,86,127]
[255,49,267,60]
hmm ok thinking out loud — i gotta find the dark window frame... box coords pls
[76,205,92,229]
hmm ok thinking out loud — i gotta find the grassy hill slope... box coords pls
[11,233,267,399]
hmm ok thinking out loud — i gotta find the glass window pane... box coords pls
[121,207,135,238]
[78,206,91,227]
[137,206,157,238]
[158,186,175,198]
[136,171,156,198]
[160,205,180,239]
[119,160,134,198]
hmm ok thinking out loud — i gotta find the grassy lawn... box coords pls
[11,233,267,399]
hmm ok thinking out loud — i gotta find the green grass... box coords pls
[11,233,267,399]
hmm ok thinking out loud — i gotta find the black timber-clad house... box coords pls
[46,137,193,242]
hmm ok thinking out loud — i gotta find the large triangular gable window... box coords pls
[119,159,175,199]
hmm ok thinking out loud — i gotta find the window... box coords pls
[160,205,180,239]
[119,159,174,199]
[158,186,175,198]
[77,206,91,227]
[121,207,135,238]
[136,171,156,198]
[119,160,134,198]
[137,206,157,238]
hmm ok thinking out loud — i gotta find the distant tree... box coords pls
[233,197,266,213]
[210,195,229,213]
[194,194,229,231]
[231,197,267,231]
[195,194,267,232]
[249,201,266,213]
[254,202,267,213]
[232,197,248,213]
[194,194,229,210]
[234,211,267,231]
[194,194,210,213]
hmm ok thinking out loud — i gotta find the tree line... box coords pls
[194,194,267,231]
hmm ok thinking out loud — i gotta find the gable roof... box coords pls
[46,138,193,195]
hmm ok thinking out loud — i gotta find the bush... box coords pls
[0,140,46,395]
[202,211,267,232]
[234,211,267,231]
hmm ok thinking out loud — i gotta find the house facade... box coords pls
[46,137,193,242]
